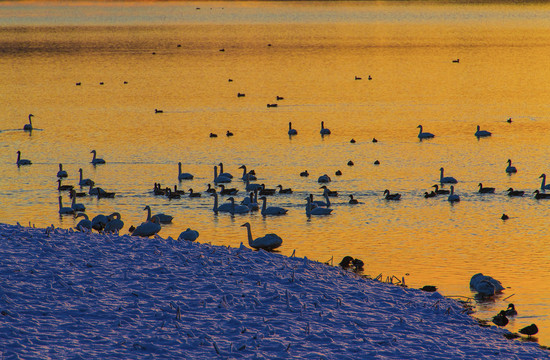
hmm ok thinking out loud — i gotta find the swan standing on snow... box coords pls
[90,150,106,165]
[58,196,75,215]
[288,122,298,135]
[539,174,550,190]
[417,125,435,139]
[320,121,331,135]
[132,216,161,237]
[439,167,458,184]
[57,163,68,178]
[505,159,517,173]
[23,114,34,131]
[241,222,282,251]
[144,205,173,224]
[306,196,333,216]
[75,213,92,232]
[475,125,492,138]
[178,162,194,180]
[70,190,86,211]
[16,151,32,166]
[178,228,199,241]
[78,168,94,187]
[260,196,288,216]
[104,212,124,233]
[447,185,460,202]
[213,165,232,183]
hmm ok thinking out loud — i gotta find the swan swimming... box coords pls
[16,151,32,166]
[241,222,282,251]
[90,150,106,165]
[478,183,495,194]
[432,184,449,194]
[383,189,401,200]
[245,178,263,192]
[179,228,199,241]
[227,197,250,215]
[132,216,161,237]
[475,125,492,138]
[218,162,233,179]
[320,121,331,135]
[178,162,194,180]
[539,174,550,190]
[417,125,435,139]
[70,190,86,212]
[318,174,331,183]
[439,167,458,184]
[239,165,257,181]
[75,213,92,232]
[288,122,298,135]
[57,163,68,178]
[211,191,233,213]
[58,196,75,215]
[213,165,232,184]
[23,114,34,131]
[505,159,517,173]
[144,205,173,224]
[104,212,124,233]
[447,185,460,202]
[305,196,333,216]
[78,168,95,187]
[260,196,288,216]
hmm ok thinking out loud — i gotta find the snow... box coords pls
[0,223,548,359]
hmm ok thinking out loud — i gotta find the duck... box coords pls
[188,188,202,198]
[218,162,233,179]
[501,214,509,220]
[57,179,74,192]
[350,139,356,143]
[90,150,105,165]
[318,174,331,183]
[144,205,173,224]
[504,304,517,317]
[300,170,309,177]
[211,192,233,213]
[474,125,492,137]
[432,184,450,194]
[276,184,293,194]
[492,311,509,327]
[16,151,32,166]
[417,125,435,139]
[58,196,75,215]
[78,168,94,187]
[507,188,524,197]
[447,185,460,202]
[372,137,378,143]
[75,213,92,232]
[320,121,331,135]
[70,190,85,212]
[348,194,359,204]
[305,196,333,216]
[226,130,234,137]
[319,185,338,197]
[519,324,538,338]
[179,228,199,241]
[205,184,216,194]
[213,165,231,184]
[424,191,437,198]
[173,185,185,195]
[347,160,354,166]
[259,184,276,196]
[227,197,250,215]
[260,196,288,216]
[288,122,298,135]
[97,190,116,199]
[352,258,364,272]
[132,216,161,237]
[533,190,550,199]
[383,189,401,200]
[209,133,218,138]
[539,174,550,190]
[439,167,458,184]
[335,170,342,176]
[104,212,124,233]
[56,163,68,178]
[219,184,239,196]
[505,159,517,173]
[478,183,495,194]
[165,188,181,200]
[241,222,282,251]
[23,113,34,131]
[177,162,194,180]
[239,165,257,181]
[154,109,163,113]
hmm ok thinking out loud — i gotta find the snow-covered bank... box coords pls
[0,223,547,359]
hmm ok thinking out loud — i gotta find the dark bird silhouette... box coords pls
[519,324,538,338]
[339,256,354,269]
[504,304,517,317]
[492,310,509,327]
[350,138,356,143]
[501,214,509,220]
[478,183,495,194]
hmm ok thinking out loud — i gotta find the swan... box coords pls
[227,197,250,215]
[188,188,202,198]
[260,196,288,216]
[75,213,92,232]
[218,162,233,179]
[478,183,495,194]
[288,122,298,135]
[88,185,107,196]
[447,185,460,202]
[132,216,161,237]
[78,168,94,187]
[144,205,173,224]
[259,184,276,196]
[539,174,550,190]
[211,191,233,213]
[309,193,329,208]
[213,166,232,183]
[165,188,181,200]
[349,194,359,204]
[432,184,450,194]
[383,189,401,200]
[56,163,68,178]
[300,170,309,177]
[57,179,74,191]
[23,114,34,131]
[533,190,550,199]
[318,174,331,183]
[70,190,86,211]
[417,125,435,139]
[439,167,458,184]
[305,196,333,216]
[58,196,75,215]
[424,191,437,198]
[178,162,194,180]
[97,188,115,199]
[241,222,282,251]
[505,304,517,317]
[91,214,108,231]
[219,184,238,196]
[319,185,337,197]
[245,178,263,192]
[179,228,199,241]
[239,165,257,181]
[241,191,259,211]
[320,121,331,135]
[276,185,293,194]
[507,188,524,197]
[475,125,492,137]
[90,150,106,165]
[104,212,124,233]
[470,273,504,295]
[505,159,517,173]
[16,151,32,166]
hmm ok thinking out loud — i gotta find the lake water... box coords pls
[2,1,550,347]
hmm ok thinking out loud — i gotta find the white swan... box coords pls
[288,122,298,135]
[90,150,106,165]
[417,125,435,139]
[320,121,331,135]
[447,185,460,202]
[211,191,233,213]
[318,174,331,183]
[70,190,86,212]
[178,228,199,241]
[539,174,550,190]
[470,273,504,296]
[227,197,250,215]
[475,125,491,137]
[144,205,173,224]
[218,162,233,179]
[505,159,517,173]
[58,196,75,215]
[132,216,161,237]
[439,167,458,184]
[91,214,109,231]
[104,212,124,233]
[57,163,68,178]
[260,196,288,216]
[78,168,94,187]
[213,165,232,183]
[241,222,282,251]
[75,213,92,232]
[23,114,34,131]
[16,151,32,166]
[178,162,194,180]
[239,165,257,181]
[245,178,262,192]
[306,196,333,216]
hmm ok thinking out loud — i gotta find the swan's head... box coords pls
[91,150,96,154]
[540,174,546,179]
[238,165,246,169]
[260,196,267,201]
[533,190,540,194]
[417,125,422,129]
[440,167,444,171]
[241,222,250,228]
[319,185,327,189]
[143,205,150,210]
[507,159,512,164]
[227,197,235,202]
[507,188,514,192]
[383,189,390,195]
[432,184,439,189]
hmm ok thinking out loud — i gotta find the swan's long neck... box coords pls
[306,198,312,216]
[440,168,444,181]
[146,207,151,221]
[289,122,292,130]
[17,152,21,162]
[245,224,254,247]
[324,191,331,207]
[79,169,83,182]
[241,166,247,178]
[450,186,455,195]
[418,126,423,135]
[178,162,182,176]
[28,115,33,127]
[71,193,76,206]
[321,121,324,130]
[542,175,547,188]
[219,163,224,174]
[214,166,218,181]
[229,197,235,214]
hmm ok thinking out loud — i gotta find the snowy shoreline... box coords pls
[0,223,548,359]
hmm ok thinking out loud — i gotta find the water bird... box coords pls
[319,185,338,197]
[178,162,194,180]
[104,212,124,233]
[368,75,372,80]
[417,125,435,139]
[132,216,161,237]
[165,188,181,200]
[226,130,234,136]
[211,192,233,213]
[305,196,333,216]
[276,96,284,100]
[96,189,116,199]
[210,133,218,138]
[354,76,362,80]
[288,122,298,135]
[239,165,257,181]
[241,191,259,211]
[241,222,282,251]
[432,184,450,194]
[219,184,239,196]
[70,189,86,197]
[23,114,34,131]
[153,183,165,196]
[505,159,517,173]
[144,205,173,224]
[218,162,233,179]
[519,324,538,338]
[276,185,293,194]
[335,170,342,176]
[70,190,85,212]
[213,165,232,184]
[492,311,509,327]
[383,189,401,200]
[339,256,354,268]
[447,186,460,202]
[266,103,277,108]
[475,125,492,138]
[349,194,359,204]
[154,109,163,113]
[310,193,330,208]
[507,188,524,197]
[320,121,331,135]
[56,164,68,178]
[16,151,31,166]
[259,184,276,196]
[318,174,331,183]
[505,304,517,317]
[237,92,245,97]
[90,150,105,165]
[179,228,199,241]
[227,197,250,215]
[245,178,262,192]
[173,185,185,195]
[78,168,94,187]
[76,82,81,86]
[300,170,309,177]
[470,273,504,296]
[507,117,512,123]
[478,183,495,194]
[205,184,216,194]
[91,214,108,231]
[452,58,460,63]
[501,214,509,220]
[188,188,202,198]
[58,196,75,215]
[372,138,378,143]
[424,191,437,198]
[347,160,354,166]
[439,168,458,184]
[374,160,380,165]
[533,190,550,199]
[350,138,356,143]
[352,258,364,272]
[260,196,288,216]
[539,174,550,190]
[57,179,74,192]
[75,213,92,232]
